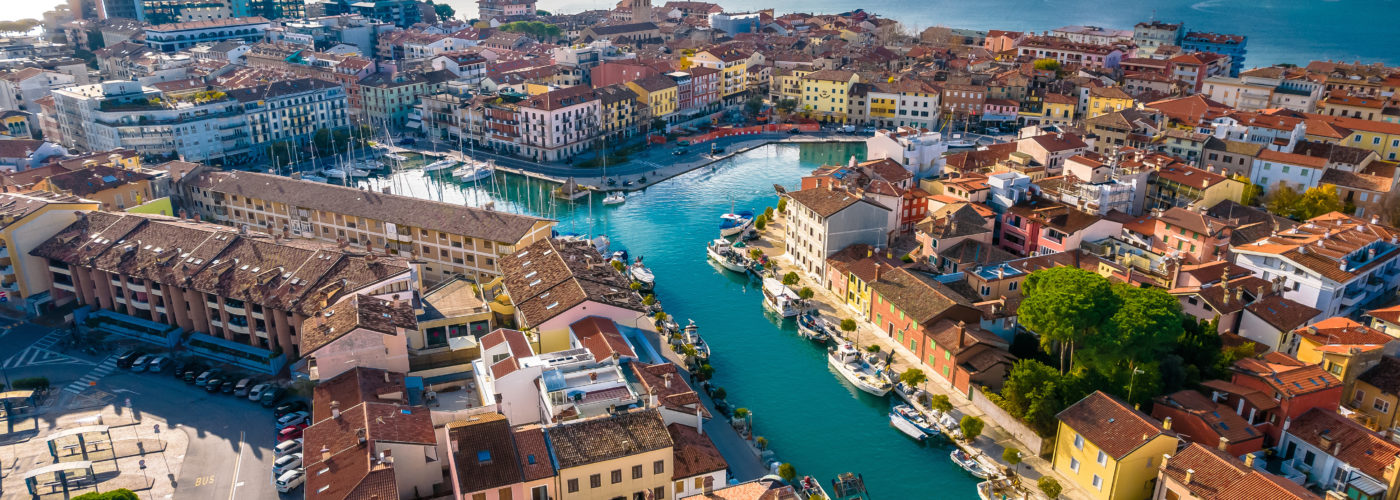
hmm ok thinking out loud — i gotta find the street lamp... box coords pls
[1128,366,1146,403]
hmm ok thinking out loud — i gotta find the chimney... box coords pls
[1163,416,1172,431]
[1244,453,1256,468]
[696,404,704,435]
[955,321,966,349]
[874,263,883,281]
[1184,469,1195,485]
[664,372,672,389]
[356,428,367,445]
[1218,436,1229,451]
[331,400,341,419]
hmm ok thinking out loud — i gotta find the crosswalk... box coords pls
[63,356,118,394]
[0,330,93,369]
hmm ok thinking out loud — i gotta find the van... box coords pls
[248,383,269,401]
[146,356,169,373]
[275,469,305,493]
[129,355,151,372]
[233,378,254,397]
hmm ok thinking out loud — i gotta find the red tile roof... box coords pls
[1285,408,1400,480]
[1159,443,1317,500]
[1057,391,1169,459]
[571,316,637,360]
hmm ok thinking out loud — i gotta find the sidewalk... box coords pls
[757,213,1091,500]
[654,338,771,481]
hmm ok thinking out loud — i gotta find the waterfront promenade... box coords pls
[752,211,1093,500]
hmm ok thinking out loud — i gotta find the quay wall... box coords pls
[970,386,1052,456]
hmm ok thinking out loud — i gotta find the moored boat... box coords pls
[796,312,831,342]
[682,320,710,360]
[706,239,749,273]
[761,277,801,318]
[828,342,892,397]
[451,161,493,182]
[830,472,869,500]
[301,173,329,183]
[719,210,754,237]
[422,158,457,172]
[951,449,992,479]
[894,404,940,437]
[797,476,829,500]
[628,257,654,290]
[890,406,928,440]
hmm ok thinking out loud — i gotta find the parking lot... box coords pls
[0,320,305,499]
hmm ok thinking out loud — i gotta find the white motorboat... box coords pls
[890,407,929,440]
[796,312,831,342]
[321,168,347,180]
[628,258,654,289]
[828,342,892,397]
[300,174,329,183]
[706,239,749,273]
[682,320,711,360]
[761,277,801,318]
[602,192,626,205]
[894,404,940,437]
[423,158,458,172]
[796,476,829,500]
[719,210,754,237]
[452,161,493,182]
[951,449,993,479]
[384,153,408,162]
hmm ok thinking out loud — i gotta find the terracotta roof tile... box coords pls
[545,408,672,469]
[1057,391,1168,459]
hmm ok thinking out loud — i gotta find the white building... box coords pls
[144,17,272,53]
[227,78,349,157]
[299,294,414,381]
[515,85,600,163]
[1232,213,1400,318]
[0,68,76,114]
[1203,68,1324,113]
[471,325,643,426]
[865,127,948,179]
[1250,149,1327,193]
[51,81,247,162]
[783,186,892,281]
[1272,408,1400,499]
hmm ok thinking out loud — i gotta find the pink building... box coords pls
[688,66,720,111]
[999,200,1123,256]
[589,61,660,88]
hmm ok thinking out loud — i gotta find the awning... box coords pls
[1348,474,1386,496]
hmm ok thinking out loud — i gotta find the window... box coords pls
[1304,450,1316,466]
[654,460,665,474]
[590,474,601,488]
[1091,474,1102,490]
[1096,450,1107,466]
[1073,433,1084,450]
[632,465,643,479]
[611,470,622,484]
[1069,457,1081,472]
[568,479,579,493]
[1375,398,1391,414]
[1354,389,1367,406]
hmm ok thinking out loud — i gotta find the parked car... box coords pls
[274,401,309,418]
[272,453,303,476]
[672,148,688,156]
[204,376,226,392]
[219,380,237,394]
[274,438,303,458]
[115,350,142,369]
[233,378,254,397]
[275,469,305,493]
[146,356,169,374]
[248,383,270,402]
[129,355,152,372]
[275,411,309,428]
[276,423,306,442]
[195,370,220,387]
[261,387,287,407]
[787,128,801,134]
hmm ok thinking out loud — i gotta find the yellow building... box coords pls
[0,191,99,314]
[1042,92,1079,125]
[625,74,679,123]
[32,164,155,211]
[595,84,641,141]
[1087,86,1137,119]
[1345,356,1400,433]
[800,69,860,123]
[1054,391,1178,500]
[1289,316,1392,390]
[1319,93,1388,122]
[547,409,674,500]
[769,68,812,104]
[1306,114,1400,161]
[691,47,750,98]
[0,110,32,138]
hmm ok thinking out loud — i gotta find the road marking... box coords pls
[227,430,245,500]
[63,355,117,394]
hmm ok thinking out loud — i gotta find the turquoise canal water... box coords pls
[363,142,983,498]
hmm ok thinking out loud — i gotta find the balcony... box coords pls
[0,265,12,276]
[126,281,146,293]
[48,263,70,275]
[224,302,247,316]
[227,322,250,335]
[53,280,75,292]
[130,298,151,310]
[1342,287,1366,307]
[0,246,8,259]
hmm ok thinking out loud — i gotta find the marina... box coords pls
[358,141,982,498]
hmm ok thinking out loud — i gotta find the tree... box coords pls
[754,214,767,230]
[72,491,139,500]
[755,436,768,449]
[776,98,798,115]
[777,197,788,213]
[798,287,815,300]
[749,248,764,261]
[1032,58,1061,72]
[991,359,1064,436]
[1038,477,1063,498]
[764,206,775,219]
[899,367,927,390]
[1018,267,1120,373]
[433,2,455,19]
[1003,447,1022,468]
[11,377,49,391]
[0,19,40,34]
[840,318,857,336]
[782,272,800,286]
[1266,184,1303,217]
[1295,184,1347,219]
[535,9,551,15]
[928,394,954,414]
[611,260,625,272]
[711,387,726,400]
[695,363,715,380]
[1235,175,1263,205]
[778,463,797,483]
[642,294,656,306]
[744,94,764,116]
[1086,285,1182,385]
[959,415,985,441]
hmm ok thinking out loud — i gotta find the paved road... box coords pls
[0,321,288,500]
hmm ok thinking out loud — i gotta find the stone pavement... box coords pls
[1,403,187,500]
[755,213,1091,500]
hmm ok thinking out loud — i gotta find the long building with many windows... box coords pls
[176,170,554,285]
[227,78,349,157]
[34,211,413,360]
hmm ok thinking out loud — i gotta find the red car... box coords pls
[277,423,307,443]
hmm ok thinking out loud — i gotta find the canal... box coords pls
[362,142,983,498]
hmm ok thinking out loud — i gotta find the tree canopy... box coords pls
[1018,267,1119,373]
[500,21,562,39]
[1267,184,1346,220]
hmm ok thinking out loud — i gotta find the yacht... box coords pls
[893,404,940,437]
[423,158,458,172]
[602,192,626,205]
[628,257,654,290]
[706,239,749,273]
[761,277,801,318]
[951,449,993,479]
[827,342,892,397]
[796,312,831,342]
[718,210,754,237]
[890,406,929,440]
[682,320,711,360]
[452,161,493,182]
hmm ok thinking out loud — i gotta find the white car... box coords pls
[275,469,305,493]
[275,411,309,428]
[129,355,152,372]
[274,438,303,458]
[272,452,303,476]
[247,383,269,401]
